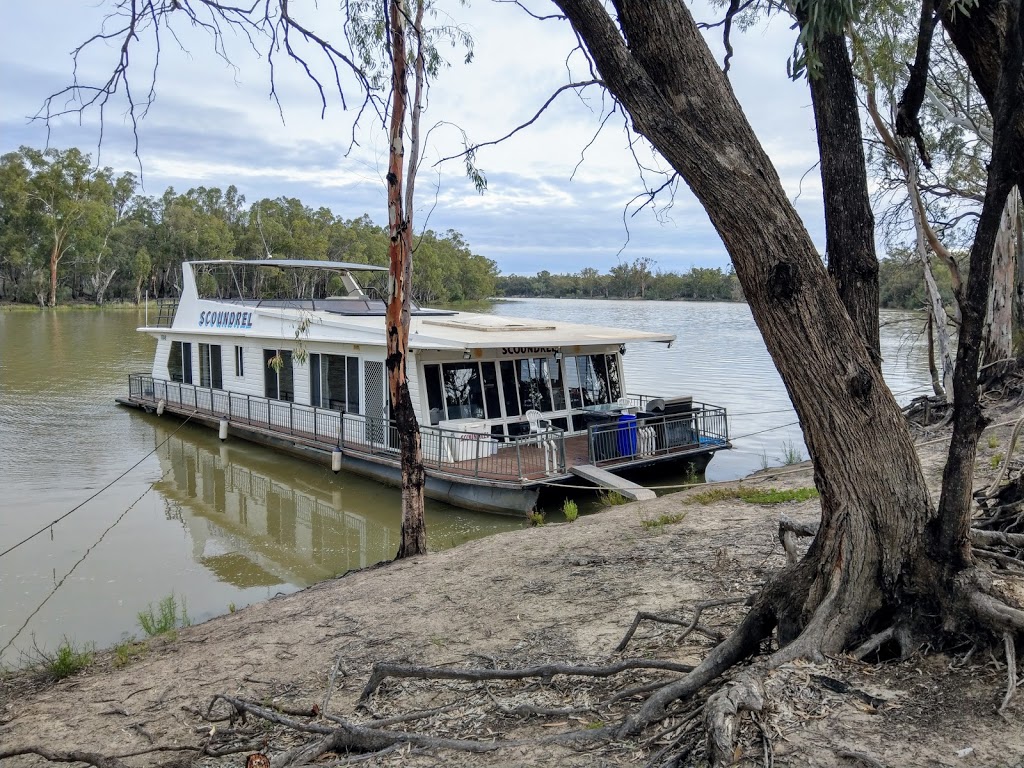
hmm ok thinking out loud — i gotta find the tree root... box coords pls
[618,589,778,737]
[0,746,199,768]
[358,658,694,704]
[209,694,502,764]
[1000,631,1018,715]
[615,597,748,652]
[778,515,818,564]
[0,749,132,768]
[704,672,765,767]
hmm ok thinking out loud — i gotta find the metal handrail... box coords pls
[128,373,568,484]
[586,406,729,467]
[128,374,727,480]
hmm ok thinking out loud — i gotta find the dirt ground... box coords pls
[2,410,1024,768]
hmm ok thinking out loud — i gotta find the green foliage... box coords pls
[113,638,148,668]
[641,512,687,529]
[137,592,191,637]
[496,261,741,302]
[990,453,1004,469]
[739,487,820,504]
[878,249,961,309]
[788,0,860,80]
[685,486,820,505]
[526,510,546,526]
[32,638,93,680]
[598,491,629,507]
[780,440,804,465]
[0,147,496,305]
[562,499,579,523]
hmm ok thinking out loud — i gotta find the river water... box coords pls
[0,301,931,664]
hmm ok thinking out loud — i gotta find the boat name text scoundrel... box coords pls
[198,310,254,329]
[500,347,561,356]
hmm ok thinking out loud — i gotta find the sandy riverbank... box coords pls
[2,414,1023,768]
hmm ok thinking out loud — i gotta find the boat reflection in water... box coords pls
[150,421,519,590]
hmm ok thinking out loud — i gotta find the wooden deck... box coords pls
[123,374,728,492]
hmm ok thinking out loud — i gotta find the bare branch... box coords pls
[492,0,567,21]
[434,79,603,164]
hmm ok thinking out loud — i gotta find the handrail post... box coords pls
[516,438,524,481]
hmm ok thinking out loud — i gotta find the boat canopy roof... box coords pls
[186,259,390,271]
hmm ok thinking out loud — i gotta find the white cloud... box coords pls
[0,0,827,274]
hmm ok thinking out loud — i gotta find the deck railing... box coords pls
[128,374,726,482]
[586,398,729,469]
[128,373,567,483]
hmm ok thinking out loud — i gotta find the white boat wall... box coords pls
[119,260,730,514]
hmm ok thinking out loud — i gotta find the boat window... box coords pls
[498,360,521,417]
[198,343,223,389]
[169,341,184,383]
[441,362,485,420]
[310,353,358,411]
[234,346,244,377]
[424,364,444,424]
[605,353,622,401]
[545,357,566,410]
[346,356,360,413]
[481,362,501,420]
[564,356,583,408]
[168,341,193,384]
[518,358,553,412]
[310,354,322,406]
[578,354,611,405]
[263,349,294,402]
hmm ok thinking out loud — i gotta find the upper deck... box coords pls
[142,259,676,352]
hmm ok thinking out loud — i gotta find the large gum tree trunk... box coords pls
[553,0,944,656]
[385,0,427,559]
[807,33,880,363]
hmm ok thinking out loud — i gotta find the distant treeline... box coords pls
[496,259,744,301]
[497,254,956,311]
[0,145,498,306]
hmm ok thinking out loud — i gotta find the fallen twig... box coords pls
[616,597,749,653]
[359,658,695,703]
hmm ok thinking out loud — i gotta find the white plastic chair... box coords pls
[526,409,544,433]
[616,396,631,409]
[525,409,556,473]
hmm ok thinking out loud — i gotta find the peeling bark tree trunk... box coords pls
[1014,192,1024,341]
[552,0,946,659]
[385,0,427,559]
[807,32,880,364]
[907,158,956,400]
[983,193,1018,366]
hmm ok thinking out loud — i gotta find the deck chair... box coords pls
[525,409,556,474]
[526,409,546,433]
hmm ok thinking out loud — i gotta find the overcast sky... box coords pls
[0,1,824,276]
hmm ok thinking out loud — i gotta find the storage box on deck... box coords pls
[437,418,498,462]
[660,396,698,448]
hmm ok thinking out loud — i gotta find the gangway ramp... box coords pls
[570,464,656,502]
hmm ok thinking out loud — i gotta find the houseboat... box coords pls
[118,259,730,514]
